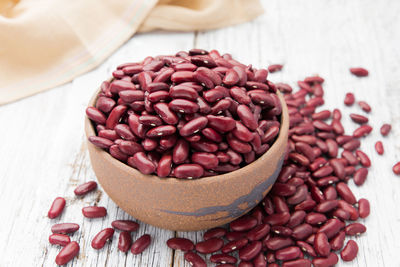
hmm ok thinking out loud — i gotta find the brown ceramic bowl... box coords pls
[85,85,289,231]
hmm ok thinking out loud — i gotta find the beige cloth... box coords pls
[0,0,263,105]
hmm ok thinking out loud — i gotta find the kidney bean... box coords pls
[74,181,97,196]
[227,134,252,154]
[51,223,79,234]
[109,145,128,161]
[291,223,313,240]
[237,104,258,130]
[312,252,338,267]
[358,198,370,218]
[209,254,238,264]
[96,97,116,114]
[330,231,345,251]
[335,182,356,204]
[350,67,368,77]
[131,234,151,254]
[55,241,79,265]
[337,200,359,220]
[239,241,262,261]
[202,227,226,241]
[82,206,107,218]
[296,241,316,257]
[318,219,344,239]
[345,223,366,236]
[129,152,156,174]
[111,220,139,232]
[264,237,294,251]
[355,150,371,167]
[271,183,296,197]
[89,136,115,149]
[275,246,301,261]
[285,211,306,229]
[166,237,194,251]
[174,164,204,179]
[152,102,178,125]
[287,185,308,205]
[354,167,368,186]
[184,251,207,267]
[263,212,290,226]
[282,259,311,267]
[314,232,330,257]
[271,226,292,237]
[91,228,114,249]
[117,231,132,252]
[195,237,224,254]
[341,240,358,261]
[344,92,355,106]
[375,141,384,155]
[394,162,400,175]
[305,213,327,226]
[379,123,391,137]
[267,64,283,73]
[191,152,219,169]
[49,234,71,246]
[207,115,236,132]
[48,197,66,219]
[353,124,373,138]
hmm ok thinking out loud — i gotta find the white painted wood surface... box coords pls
[0,0,399,266]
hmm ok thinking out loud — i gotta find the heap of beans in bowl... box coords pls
[86,49,282,179]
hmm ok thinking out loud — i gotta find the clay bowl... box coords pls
[85,86,289,231]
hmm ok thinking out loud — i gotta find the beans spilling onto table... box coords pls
[86,49,283,179]
[47,60,399,265]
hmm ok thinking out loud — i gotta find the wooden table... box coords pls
[1,0,399,266]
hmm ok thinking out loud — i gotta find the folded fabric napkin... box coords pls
[0,0,263,105]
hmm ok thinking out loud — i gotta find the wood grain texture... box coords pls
[0,0,399,266]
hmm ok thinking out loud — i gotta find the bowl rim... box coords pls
[85,80,289,185]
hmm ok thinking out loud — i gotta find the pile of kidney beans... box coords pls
[47,50,400,266]
[86,49,283,179]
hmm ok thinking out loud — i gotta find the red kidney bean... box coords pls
[314,232,330,257]
[375,141,384,155]
[263,212,290,226]
[357,100,371,113]
[353,124,373,138]
[48,197,66,219]
[179,117,208,137]
[239,241,262,261]
[129,152,156,174]
[191,152,219,169]
[305,213,327,226]
[141,138,157,151]
[184,251,207,267]
[74,181,97,196]
[344,92,355,106]
[96,96,116,113]
[118,231,132,252]
[195,237,224,254]
[282,259,311,267]
[264,237,294,251]
[341,240,358,261]
[82,206,107,218]
[271,183,296,197]
[354,167,368,186]
[291,223,313,240]
[350,67,368,77]
[206,115,236,132]
[312,252,338,267]
[86,107,107,124]
[174,164,204,179]
[358,198,370,218]
[394,162,400,175]
[211,254,238,264]
[286,211,306,229]
[55,241,79,265]
[246,223,270,241]
[330,231,345,251]
[345,223,366,236]
[380,123,391,136]
[296,240,316,257]
[341,150,359,165]
[91,228,114,249]
[109,145,128,161]
[51,223,80,234]
[98,129,119,141]
[106,105,128,129]
[332,208,350,220]
[153,102,178,125]
[119,141,143,155]
[156,154,172,177]
[230,216,258,232]
[49,234,71,246]
[336,182,356,204]
[275,246,301,261]
[237,104,258,130]
[350,113,368,124]
[268,64,283,73]
[172,139,189,164]
[167,237,194,251]
[318,219,344,239]
[338,200,359,220]
[355,150,371,167]
[131,234,151,254]
[287,185,308,205]
[111,220,139,232]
